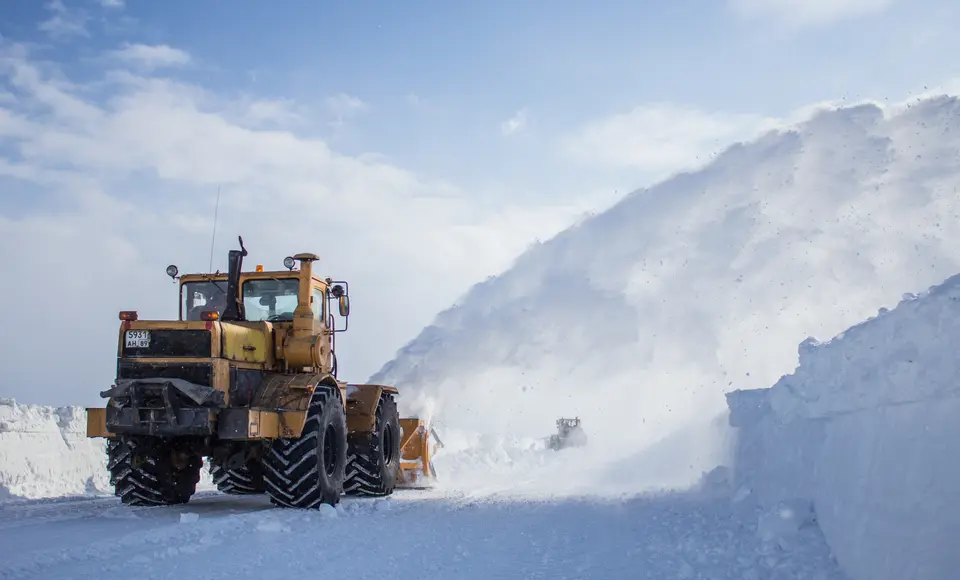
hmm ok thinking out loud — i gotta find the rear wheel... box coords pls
[261,384,347,508]
[107,438,203,506]
[344,394,401,497]
[209,458,265,495]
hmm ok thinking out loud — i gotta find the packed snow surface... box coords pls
[0,490,847,580]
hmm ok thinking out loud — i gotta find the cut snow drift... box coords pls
[727,272,960,580]
[0,399,111,500]
[0,399,213,501]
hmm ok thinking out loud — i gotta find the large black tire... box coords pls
[261,384,347,508]
[209,459,265,495]
[344,394,401,497]
[107,438,203,506]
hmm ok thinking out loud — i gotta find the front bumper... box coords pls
[88,378,289,440]
[105,406,218,437]
[99,377,224,437]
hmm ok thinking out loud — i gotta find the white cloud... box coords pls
[37,0,89,39]
[0,44,589,406]
[728,0,895,27]
[324,92,366,126]
[242,97,302,126]
[108,43,191,70]
[100,0,124,7]
[501,108,527,136]
[559,103,777,175]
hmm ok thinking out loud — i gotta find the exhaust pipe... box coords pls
[221,236,248,322]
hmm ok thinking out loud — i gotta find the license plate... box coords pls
[125,330,150,348]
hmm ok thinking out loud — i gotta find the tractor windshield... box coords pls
[181,281,228,321]
[242,278,299,322]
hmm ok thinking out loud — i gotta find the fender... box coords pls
[345,383,400,433]
[242,372,346,438]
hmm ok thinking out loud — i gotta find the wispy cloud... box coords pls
[37,0,89,39]
[728,0,895,27]
[107,43,191,70]
[501,108,527,136]
[242,97,302,127]
[324,92,366,127]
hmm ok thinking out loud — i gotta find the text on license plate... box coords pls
[125,330,150,348]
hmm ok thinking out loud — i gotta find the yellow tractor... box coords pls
[85,236,437,508]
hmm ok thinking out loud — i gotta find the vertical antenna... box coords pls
[208,185,221,272]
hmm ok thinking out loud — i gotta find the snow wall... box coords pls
[726,272,960,580]
[0,399,213,501]
[0,400,112,500]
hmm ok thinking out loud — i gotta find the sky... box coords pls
[1,0,959,406]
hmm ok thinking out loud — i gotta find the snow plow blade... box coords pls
[397,418,443,489]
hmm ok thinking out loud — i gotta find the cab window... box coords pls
[242,279,299,322]
[312,287,325,321]
[181,281,228,321]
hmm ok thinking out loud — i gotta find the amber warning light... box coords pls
[119,311,138,321]
[201,311,220,321]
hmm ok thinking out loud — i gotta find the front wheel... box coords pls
[261,384,347,508]
[107,438,203,506]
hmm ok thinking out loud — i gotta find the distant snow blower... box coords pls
[547,417,587,450]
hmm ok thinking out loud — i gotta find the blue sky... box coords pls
[1,0,958,405]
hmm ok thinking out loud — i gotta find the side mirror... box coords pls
[338,295,350,317]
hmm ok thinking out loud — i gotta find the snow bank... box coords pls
[727,273,960,580]
[0,399,213,502]
[0,399,111,500]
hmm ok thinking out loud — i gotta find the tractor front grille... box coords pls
[117,361,213,388]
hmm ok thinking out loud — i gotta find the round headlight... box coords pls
[283,256,296,270]
[166,264,179,278]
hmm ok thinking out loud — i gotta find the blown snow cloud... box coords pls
[374,94,960,475]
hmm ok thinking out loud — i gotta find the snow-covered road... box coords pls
[0,485,846,580]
